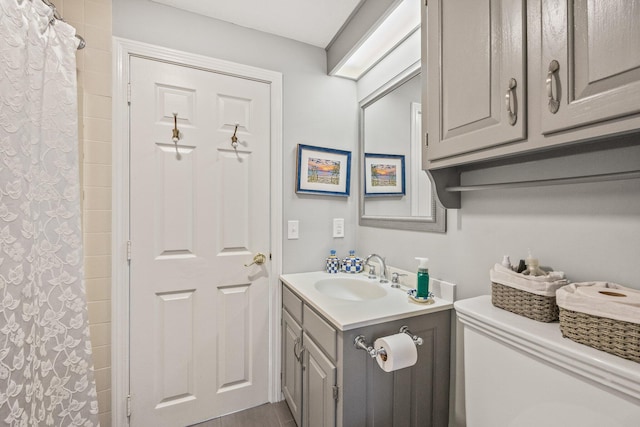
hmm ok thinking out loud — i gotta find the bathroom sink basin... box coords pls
[314,277,387,301]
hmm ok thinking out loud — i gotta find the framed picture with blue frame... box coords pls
[364,153,405,196]
[296,144,352,196]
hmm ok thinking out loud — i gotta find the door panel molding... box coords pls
[113,37,283,427]
[155,290,196,406]
[217,284,252,391]
[154,143,196,257]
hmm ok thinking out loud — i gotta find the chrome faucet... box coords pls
[364,254,388,283]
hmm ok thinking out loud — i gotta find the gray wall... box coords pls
[113,0,359,274]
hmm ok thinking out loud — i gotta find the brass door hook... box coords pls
[172,113,180,143]
[171,113,181,159]
[231,124,239,149]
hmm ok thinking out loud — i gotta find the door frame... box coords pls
[112,37,283,426]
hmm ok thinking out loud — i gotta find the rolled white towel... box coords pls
[548,271,566,280]
[556,282,640,324]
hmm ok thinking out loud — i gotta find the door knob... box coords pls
[244,252,266,267]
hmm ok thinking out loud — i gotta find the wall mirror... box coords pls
[359,66,446,232]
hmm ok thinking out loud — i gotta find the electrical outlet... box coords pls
[287,220,299,239]
[333,218,345,238]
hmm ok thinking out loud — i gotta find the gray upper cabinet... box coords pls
[426,0,526,161]
[423,0,640,208]
[540,0,640,134]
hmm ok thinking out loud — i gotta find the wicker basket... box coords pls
[491,282,559,322]
[559,307,640,363]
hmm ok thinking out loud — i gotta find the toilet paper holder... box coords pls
[354,326,423,358]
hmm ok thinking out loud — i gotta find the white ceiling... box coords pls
[150,0,363,48]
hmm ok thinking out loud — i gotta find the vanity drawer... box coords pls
[283,284,303,324]
[303,305,336,360]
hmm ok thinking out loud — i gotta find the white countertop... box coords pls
[455,296,640,402]
[280,271,454,331]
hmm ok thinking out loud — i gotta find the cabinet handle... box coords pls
[505,78,518,126]
[293,337,302,361]
[546,60,560,114]
[299,347,306,369]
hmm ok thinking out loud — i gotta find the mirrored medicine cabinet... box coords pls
[359,65,446,232]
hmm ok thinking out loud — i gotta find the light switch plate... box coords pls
[287,220,299,239]
[333,218,345,238]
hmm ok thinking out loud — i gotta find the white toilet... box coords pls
[455,296,640,427]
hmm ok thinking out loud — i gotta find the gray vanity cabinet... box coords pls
[282,285,337,427]
[282,309,303,427]
[302,332,337,427]
[282,283,451,427]
[423,0,640,179]
[425,0,526,162]
[338,313,451,427]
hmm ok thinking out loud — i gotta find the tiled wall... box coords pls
[58,1,113,426]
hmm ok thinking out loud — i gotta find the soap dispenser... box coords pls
[415,257,430,298]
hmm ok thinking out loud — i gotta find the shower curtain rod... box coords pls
[40,0,86,49]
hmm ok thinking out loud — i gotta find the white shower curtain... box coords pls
[0,1,99,425]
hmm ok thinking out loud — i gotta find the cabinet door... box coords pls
[302,333,336,427]
[426,0,526,162]
[282,310,303,426]
[541,0,640,134]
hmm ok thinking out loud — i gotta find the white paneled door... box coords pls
[128,56,271,426]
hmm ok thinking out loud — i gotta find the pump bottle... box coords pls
[415,257,430,298]
[523,250,546,276]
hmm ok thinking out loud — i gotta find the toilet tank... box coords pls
[455,296,640,427]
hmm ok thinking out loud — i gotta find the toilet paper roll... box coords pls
[373,333,418,372]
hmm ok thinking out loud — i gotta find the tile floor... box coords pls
[189,401,295,427]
